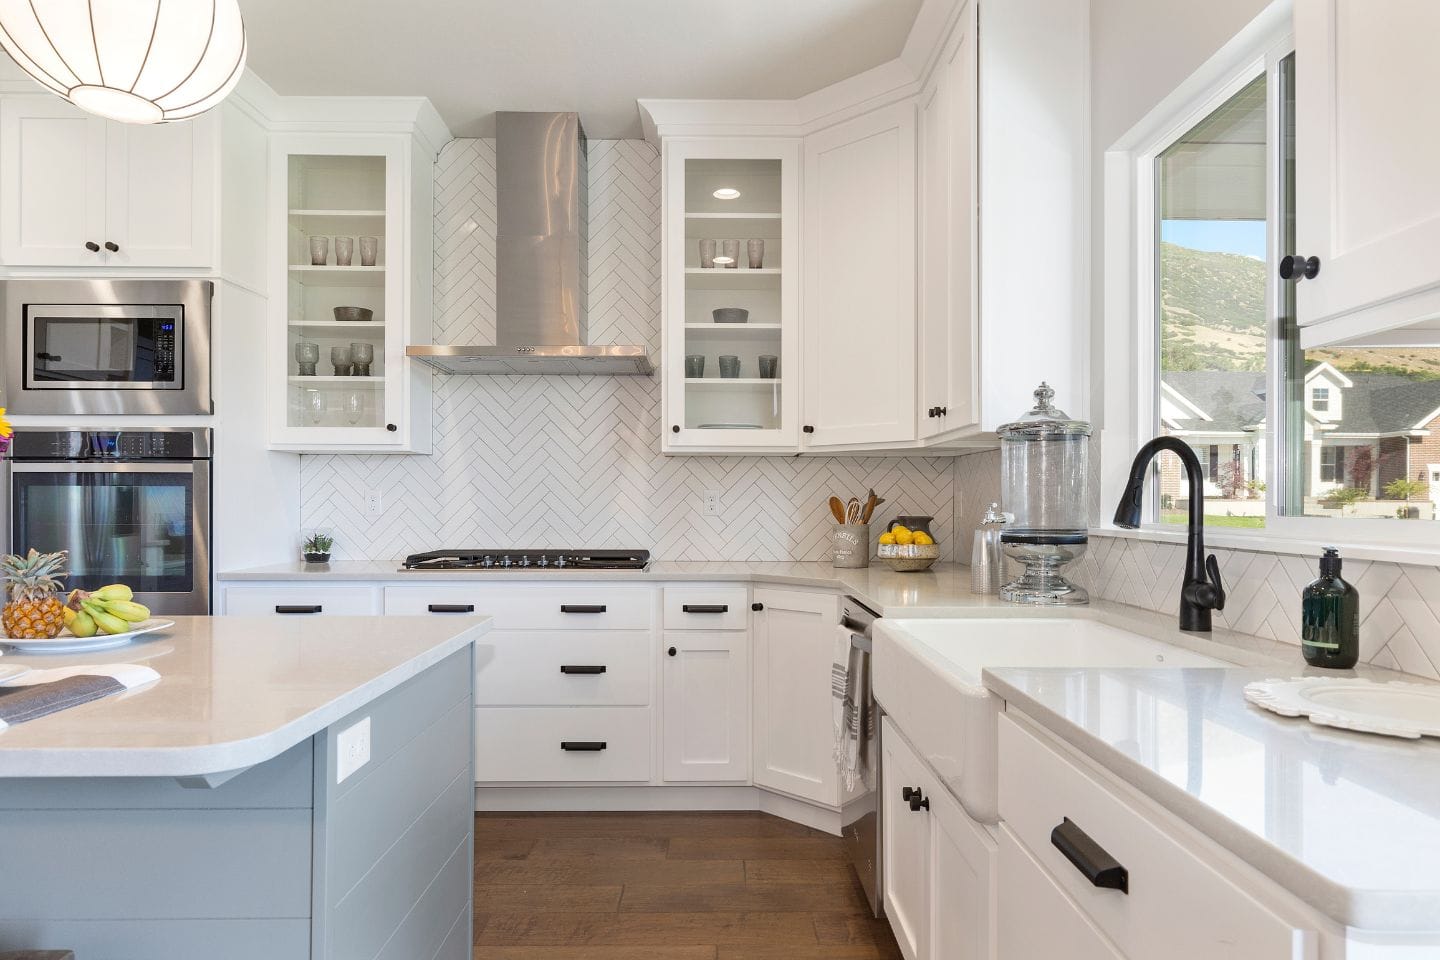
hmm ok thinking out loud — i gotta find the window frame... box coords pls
[1100,0,1440,561]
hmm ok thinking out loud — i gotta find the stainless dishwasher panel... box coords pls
[839,596,883,918]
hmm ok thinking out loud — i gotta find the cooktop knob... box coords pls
[500,555,513,568]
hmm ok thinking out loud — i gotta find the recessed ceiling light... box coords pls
[713,188,741,200]
[712,256,735,265]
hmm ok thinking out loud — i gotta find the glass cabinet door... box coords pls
[278,146,401,444]
[666,142,798,448]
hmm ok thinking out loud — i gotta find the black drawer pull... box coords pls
[427,603,475,613]
[275,604,322,614]
[682,604,729,614]
[560,741,607,751]
[1051,818,1128,894]
[560,604,607,614]
[560,665,607,675]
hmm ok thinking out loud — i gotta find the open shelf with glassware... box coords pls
[664,147,799,449]
[269,136,432,452]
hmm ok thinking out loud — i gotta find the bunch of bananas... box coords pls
[62,584,151,637]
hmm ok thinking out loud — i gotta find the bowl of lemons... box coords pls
[876,525,939,572]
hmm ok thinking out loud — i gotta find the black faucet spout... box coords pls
[1113,437,1226,632]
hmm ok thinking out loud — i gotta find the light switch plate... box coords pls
[336,716,371,784]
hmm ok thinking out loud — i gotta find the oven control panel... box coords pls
[8,430,203,461]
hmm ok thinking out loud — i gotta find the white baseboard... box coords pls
[473,784,844,836]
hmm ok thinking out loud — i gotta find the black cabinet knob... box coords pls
[751,602,764,611]
[803,425,815,434]
[1279,254,1321,281]
[672,425,680,433]
[385,423,397,432]
[910,792,930,812]
[667,646,677,657]
[85,241,100,252]
[104,241,119,252]
[939,406,948,416]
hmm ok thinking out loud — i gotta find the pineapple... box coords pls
[1,549,69,639]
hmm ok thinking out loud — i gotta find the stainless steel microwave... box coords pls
[0,279,212,416]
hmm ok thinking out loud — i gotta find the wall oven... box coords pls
[0,279,212,416]
[4,429,212,615]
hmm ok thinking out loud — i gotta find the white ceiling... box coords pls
[236,0,923,140]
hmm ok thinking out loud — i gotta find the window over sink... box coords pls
[1110,18,1440,552]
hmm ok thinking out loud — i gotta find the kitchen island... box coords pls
[0,614,490,960]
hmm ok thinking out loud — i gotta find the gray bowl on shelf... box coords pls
[712,307,749,324]
[333,306,374,323]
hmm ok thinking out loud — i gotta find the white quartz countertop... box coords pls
[0,615,490,779]
[984,665,1440,930]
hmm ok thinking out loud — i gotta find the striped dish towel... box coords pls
[0,663,159,729]
[831,624,868,792]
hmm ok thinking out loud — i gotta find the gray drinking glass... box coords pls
[335,236,354,267]
[359,236,379,267]
[698,239,716,269]
[308,236,329,266]
[350,342,375,376]
[758,354,778,379]
[330,344,352,377]
[684,354,705,378]
[721,239,740,269]
[718,355,740,378]
[294,341,319,376]
[747,239,765,269]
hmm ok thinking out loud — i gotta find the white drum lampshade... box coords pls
[0,0,246,124]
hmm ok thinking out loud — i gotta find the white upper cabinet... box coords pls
[662,139,800,451]
[918,5,979,439]
[1295,0,1440,348]
[0,95,214,269]
[802,102,918,448]
[268,135,432,453]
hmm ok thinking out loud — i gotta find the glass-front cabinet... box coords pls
[662,140,799,451]
[268,134,431,452]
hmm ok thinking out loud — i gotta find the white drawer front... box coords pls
[475,706,651,782]
[222,584,379,616]
[999,714,1313,960]
[663,585,749,630]
[384,584,653,630]
[474,630,652,706]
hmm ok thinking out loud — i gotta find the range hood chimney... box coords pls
[407,111,653,375]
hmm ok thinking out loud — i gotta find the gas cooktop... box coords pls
[400,549,650,571]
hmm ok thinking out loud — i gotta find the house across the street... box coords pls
[1159,362,1440,519]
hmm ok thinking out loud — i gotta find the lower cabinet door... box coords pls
[881,718,930,960]
[661,630,750,782]
[752,588,839,805]
[929,779,996,960]
[997,825,1124,960]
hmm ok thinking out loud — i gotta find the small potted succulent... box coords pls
[303,532,334,564]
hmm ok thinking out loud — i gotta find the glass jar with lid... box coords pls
[996,382,1091,604]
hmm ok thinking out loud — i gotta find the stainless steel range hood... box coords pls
[407,111,653,376]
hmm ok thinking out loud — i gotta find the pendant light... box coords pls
[0,0,247,124]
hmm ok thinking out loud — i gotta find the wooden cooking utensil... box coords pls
[829,496,848,524]
[846,498,862,524]
[860,489,882,524]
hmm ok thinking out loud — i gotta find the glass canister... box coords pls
[996,382,1091,604]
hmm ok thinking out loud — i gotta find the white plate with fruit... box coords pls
[0,550,170,653]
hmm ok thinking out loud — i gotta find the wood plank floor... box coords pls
[473,811,902,960]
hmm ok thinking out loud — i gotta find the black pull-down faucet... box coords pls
[1113,436,1227,632]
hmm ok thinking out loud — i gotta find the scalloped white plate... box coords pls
[1244,677,1440,739]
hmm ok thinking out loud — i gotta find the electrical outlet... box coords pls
[702,489,722,517]
[336,716,371,784]
[364,489,383,519]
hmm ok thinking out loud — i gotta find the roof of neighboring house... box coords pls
[1162,369,1440,435]
[1163,371,1266,433]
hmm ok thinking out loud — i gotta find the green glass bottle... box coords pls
[1301,547,1359,669]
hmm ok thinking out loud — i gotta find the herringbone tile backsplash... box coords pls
[301,139,968,562]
